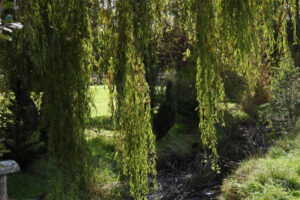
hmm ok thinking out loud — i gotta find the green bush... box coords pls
[0,92,42,168]
[259,56,300,136]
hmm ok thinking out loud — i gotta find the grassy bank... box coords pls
[220,123,300,200]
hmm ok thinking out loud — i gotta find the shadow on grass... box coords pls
[87,133,131,199]
[87,135,115,166]
[8,135,123,200]
[7,159,56,199]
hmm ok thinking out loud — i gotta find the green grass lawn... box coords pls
[220,122,300,200]
[90,85,110,117]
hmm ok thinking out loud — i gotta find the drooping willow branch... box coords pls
[113,0,160,199]
[183,0,300,167]
[25,0,93,198]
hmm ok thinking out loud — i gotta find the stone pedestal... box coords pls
[0,176,7,200]
[0,160,20,200]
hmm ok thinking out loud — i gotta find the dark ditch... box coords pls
[148,125,268,200]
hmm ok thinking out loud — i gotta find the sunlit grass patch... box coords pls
[90,85,110,118]
[220,131,300,200]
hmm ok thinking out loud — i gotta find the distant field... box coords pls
[90,85,110,117]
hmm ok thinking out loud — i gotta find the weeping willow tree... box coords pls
[179,0,300,166]
[95,2,159,196]
[3,0,296,199]
[110,0,164,199]
[24,0,93,198]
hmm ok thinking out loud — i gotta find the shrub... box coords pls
[0,89,43,168]
[259,56,300,136]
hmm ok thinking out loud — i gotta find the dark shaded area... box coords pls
[149,121,269,200]
[153,81,176,140]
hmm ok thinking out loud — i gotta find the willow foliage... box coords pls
[4,0,297,199]
[24,0,93,198]
[181,0,300,166]
[112,0,164,199]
